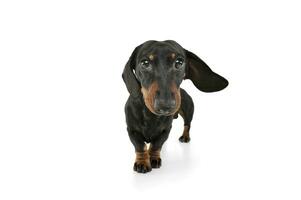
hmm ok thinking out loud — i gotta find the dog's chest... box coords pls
[141,113,173,142]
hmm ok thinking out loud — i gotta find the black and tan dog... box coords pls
[122,40,228,173]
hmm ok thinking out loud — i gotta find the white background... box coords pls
[0,0,300,199]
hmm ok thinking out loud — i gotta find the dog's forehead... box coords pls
[138,41,184,58]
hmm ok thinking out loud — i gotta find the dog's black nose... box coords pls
[154,99,176,115]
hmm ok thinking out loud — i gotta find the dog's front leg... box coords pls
[149,129,170,168]
[128,129,151,173]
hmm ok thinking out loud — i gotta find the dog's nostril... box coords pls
[156,90,160,97]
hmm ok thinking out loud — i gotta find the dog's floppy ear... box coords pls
[122,46,141,98]
[185,49,229,92]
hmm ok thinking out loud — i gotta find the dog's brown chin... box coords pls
[141,82,181,116]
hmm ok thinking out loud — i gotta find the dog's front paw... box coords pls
[133,161,152,173]
[150,157,161,168]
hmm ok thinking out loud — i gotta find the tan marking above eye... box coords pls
[171,53,176,59]
[149,54,154,60]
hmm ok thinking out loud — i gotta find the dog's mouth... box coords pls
[153,108,175,116]
[150,99,180,116]
[144,103,178,116]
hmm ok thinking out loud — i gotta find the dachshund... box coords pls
[122,40,228,173]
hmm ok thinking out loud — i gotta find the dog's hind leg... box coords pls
[178,89,194,143]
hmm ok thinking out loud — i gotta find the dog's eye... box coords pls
[174,57,184,69]
[140,59,151,69]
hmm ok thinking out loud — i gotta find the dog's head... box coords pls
[122,40,228,116]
